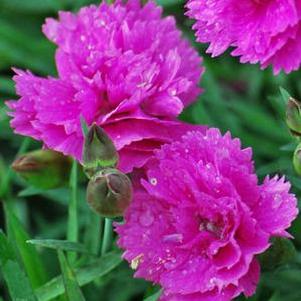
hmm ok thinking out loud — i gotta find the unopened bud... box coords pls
[12,149,72,189]
[259,237,296,271]
[293,143,301,175]
[83,124,119,178]
[86,168,132,217]
[286,97,301,136]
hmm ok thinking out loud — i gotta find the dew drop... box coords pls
[208,277,217,288]
[163,233,183,243]
[215,176,221,183]
[272,193,282,209]
[139,210,154,227]
[150,177,157,186]
[98,20,106,27]
[163,258,177,270]
[170,89,177,96]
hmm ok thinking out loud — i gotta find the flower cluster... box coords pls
[6,1,299,301]
[186,0,301,74]
[7,0,203,173]
[117,128,298,300]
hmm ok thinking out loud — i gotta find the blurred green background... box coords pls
[0,0,301,300]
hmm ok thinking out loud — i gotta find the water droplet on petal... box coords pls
[215,176,221,183]
[163,258,177,270]
[208,277,217,288]
[150,177,157,185]
[272,193,282,209]
[139,210,154,227]
[163,233,183,243]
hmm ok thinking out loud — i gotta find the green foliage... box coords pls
[4,203,48,288]
[27,239,91,254]
[35,251,122,301]
[144,290,162,301]
[57,250,86,301]
[0,1,301,301]
[0,231,38,301]
[259,238,297,271]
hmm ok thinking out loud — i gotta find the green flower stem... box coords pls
[86,212,102,255]
[101,218,112,255]
[67,160,78,262]
[80,211,102,265]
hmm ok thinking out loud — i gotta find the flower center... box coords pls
[199,218,221,237]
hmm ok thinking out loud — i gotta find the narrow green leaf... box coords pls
[4,203,48,288]
[0,0,62,13]
[144,290,162,301]
[35,251,122,301]
[230,100,289,144]
[280,142,298,152]
[27,239,92,254]
[0,231,38,301]
[80,116,89,137]
[58,250,86,301]
[0,19,55,75]
[83,211,102,256]
[280,87,292,104]
[18,186,45,197]
[156,0,183,7]
[0,76,14,95]
[268,292,282,301]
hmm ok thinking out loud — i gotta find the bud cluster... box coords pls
[82,124,132,217]
[11,124,132,217]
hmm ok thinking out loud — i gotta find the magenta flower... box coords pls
[186,0,301,74]
[116,128,298,300]
[6,0,203,173]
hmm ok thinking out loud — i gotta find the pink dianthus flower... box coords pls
[6,0,203,173]
[116,128,298,300]
[186,0,301,74]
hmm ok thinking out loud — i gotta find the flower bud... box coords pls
[286,97,301,136]
[259,237,296,271]
[83,124,119,178]
[12,149,72,189]
[86,168,132,217]
[293,143,301,175]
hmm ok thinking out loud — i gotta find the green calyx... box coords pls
[86,168,132,218]
[12,149,72,189]
[82,124,119,178]
[286,97,301,137]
